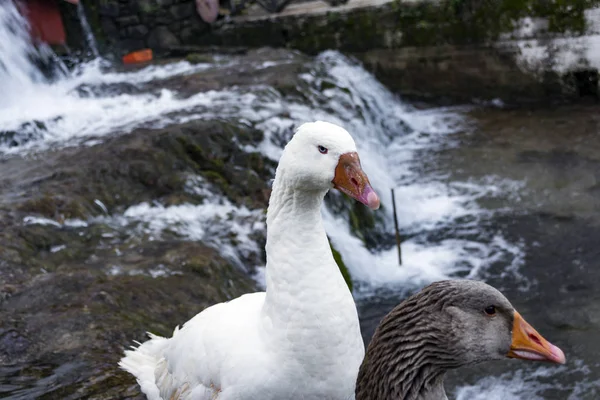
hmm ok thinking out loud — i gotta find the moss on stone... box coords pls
[329,238,353,292]
[18,193,89,220]
[185,53,215,64]
[205,0,600,55]
[138,0,159,14]
[202,170,229,187]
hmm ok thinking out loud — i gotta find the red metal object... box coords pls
[22,0,69,45]
[122,49,153,65]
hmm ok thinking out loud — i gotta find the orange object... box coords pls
[122,49,153,64]
[24,0,67,45]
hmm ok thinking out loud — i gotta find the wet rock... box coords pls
[169,3,195,20]
[100,18,119,38]
[119,38,146,52]
[180,25,210,45]
[185,52,214,64]
[162,48,309,95]
[116,15,140,27]
[99,0,120,17]
[124,24,149,39]
[147,26,181,50]
[0,119,274,222]
[136,0,160,14]
[0,243,256,397]
[0,329,30,360]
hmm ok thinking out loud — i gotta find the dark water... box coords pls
[358,105,600,399]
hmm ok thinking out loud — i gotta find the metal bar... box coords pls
[391,188,402,266]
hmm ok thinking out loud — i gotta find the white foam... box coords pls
[455,361,599,400]
[0,0,223,153]
[23,216,62,227]
[1,88,242,153]
[23,216,89,228]
[104,197,265,271]
[50,244,67,253]
[106,263,182,278]
[69,58,215,86]
[0,1,67,108]
[323,205,525,293]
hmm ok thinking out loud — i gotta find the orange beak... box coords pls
[506,311,566,364]
[332,152,380,210]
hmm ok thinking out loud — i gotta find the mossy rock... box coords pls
[169,121,273,208]
[202,0,600,55]
[326,191,392,251]
[329,238,353,292]
[18,194,89,220]
[0,239,257,378]
[186,53,215,64]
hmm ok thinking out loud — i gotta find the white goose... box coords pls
[120,121,381,400]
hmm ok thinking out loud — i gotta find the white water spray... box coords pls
[0,0,213,149]
[0,1,66,107]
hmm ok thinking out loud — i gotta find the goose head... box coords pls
[278,121,380,209]
[356,280,565,400]
[437,281,565,365]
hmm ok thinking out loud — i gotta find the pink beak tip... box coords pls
[367,191,380,210]
[358,185,380,210]
[550,343,567,365]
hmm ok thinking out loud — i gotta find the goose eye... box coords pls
[484,305,496,316]
[318,145,328,154]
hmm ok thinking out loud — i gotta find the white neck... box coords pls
[262,171,352,324]
[257,160,364,397]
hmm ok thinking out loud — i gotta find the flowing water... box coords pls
[0,1,67,108]
[76,1,100,59]
[0,0,598,398]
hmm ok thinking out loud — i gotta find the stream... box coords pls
[0,1,599,398]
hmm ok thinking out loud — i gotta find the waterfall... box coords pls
[0,0,66,107]
[76,1,100,59]
[0,0,523,297]
[0,0,101,109]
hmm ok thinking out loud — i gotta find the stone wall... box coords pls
[197,0,600,104]
[59,0,600,103]
[60,0,210,56]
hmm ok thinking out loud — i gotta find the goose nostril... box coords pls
[529,333,542,346]
[350,177,359,187]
